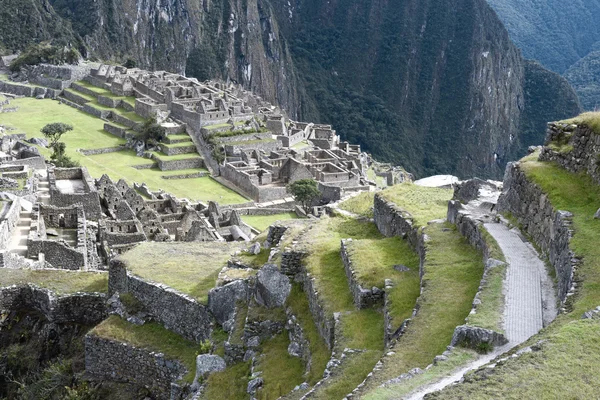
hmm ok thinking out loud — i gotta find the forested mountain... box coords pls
[0,0,581,178]
[487,0,600,110]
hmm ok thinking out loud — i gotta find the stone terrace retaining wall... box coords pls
[340,239,384,309]
[447,199,508,346]
[498,162,576,303]
[0,198,21,251]
[373,194,419,250]
[0,81,60,98]
[109,259,214,342]
[0,284,107,325]
[85,335,188,399]
[155,156,205,171]
[541,122,600,185]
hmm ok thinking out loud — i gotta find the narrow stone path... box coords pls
[484,222,545,344]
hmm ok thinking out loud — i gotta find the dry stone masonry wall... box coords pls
[498,162,577,303]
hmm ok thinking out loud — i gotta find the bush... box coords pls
[136,118,166,147]
[288,179,321,212]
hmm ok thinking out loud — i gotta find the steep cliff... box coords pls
[0,0,581,178]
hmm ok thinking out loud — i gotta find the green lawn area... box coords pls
[362,222,484,398]
[1,98,247,204]
[0,268,107,294]
[90,315,201,383]
[119,241,241,303]
[204,361,251,400]
[255,333,305,400]
[151,151,202,161]
[346,237,421,328]
[379,183,453,226]
[241,213,300,232]
[338,191,375,218]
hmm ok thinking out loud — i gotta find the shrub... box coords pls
[288,179,321,213]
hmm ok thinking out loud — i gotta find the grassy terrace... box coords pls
[338,191,376,218]
[119,241,241,303]
[241,213,300,232]
[0,269,107,294]
[1,98,247,204]
[562,111,600,132]
[91,315,200,383]
[294,216,415,398]
[379,183,453,227]
[429,157,600,399]
[346,237,421,328]
[362,222,484,398]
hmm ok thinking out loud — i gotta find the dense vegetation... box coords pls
[486,0,600,74]
[564,51,600,111]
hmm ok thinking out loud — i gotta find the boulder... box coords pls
[450,325,508,348]
[248,242,261,255]
[255,264,291,308]
[393,264,410,272]
[247,377,263,394]
[194,354,226,382]
[208,280,249,326]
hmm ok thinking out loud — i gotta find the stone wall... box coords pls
[109,260,214,342]
[79,147,125,156]
[155,157,204,171]
[540,122,600,185]
[373,193,419,250]
[0,81,59,98]
[340,239,384,309]
[85,335,188,399]
[159,143,197,156]
[104,123,129,138]
[0,198,21,251]
[0,284,107,325]
[82,104,111,119]
[497,162,576,303]
[48,168,102,220]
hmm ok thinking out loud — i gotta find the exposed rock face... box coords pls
[208,280,249,326]
[255,264,291,308]
[194,354,226,380]
[451,325,508,347]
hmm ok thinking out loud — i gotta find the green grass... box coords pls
[255,333,305,400]
[0,269,107,294]
[299,216,384,314]
[161,141,194,149]
[464,226,507,332]
[379,183,453,226]
[0,98,247,204]
[338,191,375,218]
[310,310,384,400]
[90,315,201,383]
[362,222,484,396]
[429,319,600,399]
[151,151,202,161]
[204,361,251,400]
[345,236,419,289]
[119,242,240,303]
[63,88,96,103]
[286,284,330,385]
[365,349,477,400]
[225,138,276,146]
[562,111,600,133]
[241,213,300,232]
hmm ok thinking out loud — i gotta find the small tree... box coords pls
[137,117,166,147]
[288,179,320,213]
[41,123,79,167]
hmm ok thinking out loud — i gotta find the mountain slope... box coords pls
[486,0,600,74]
[0,0,581,178]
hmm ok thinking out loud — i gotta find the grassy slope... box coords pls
[362,222,484,398]
[431,158,600,398]
[338,191,376,218]
[90,315,200,383]
[379,184,453,227]
[119,242,239,303]
[1,98,247,204]
[0,269,107,294]
[241,213,300,232]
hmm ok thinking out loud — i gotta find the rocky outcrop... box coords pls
[450,325,508,348]
[497,162,577,304]
[255,264,291,308]
[208,279,250,326]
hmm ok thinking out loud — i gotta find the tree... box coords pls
[137,118,166,148]
[41,122,79,167]
[288,179,321,213]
